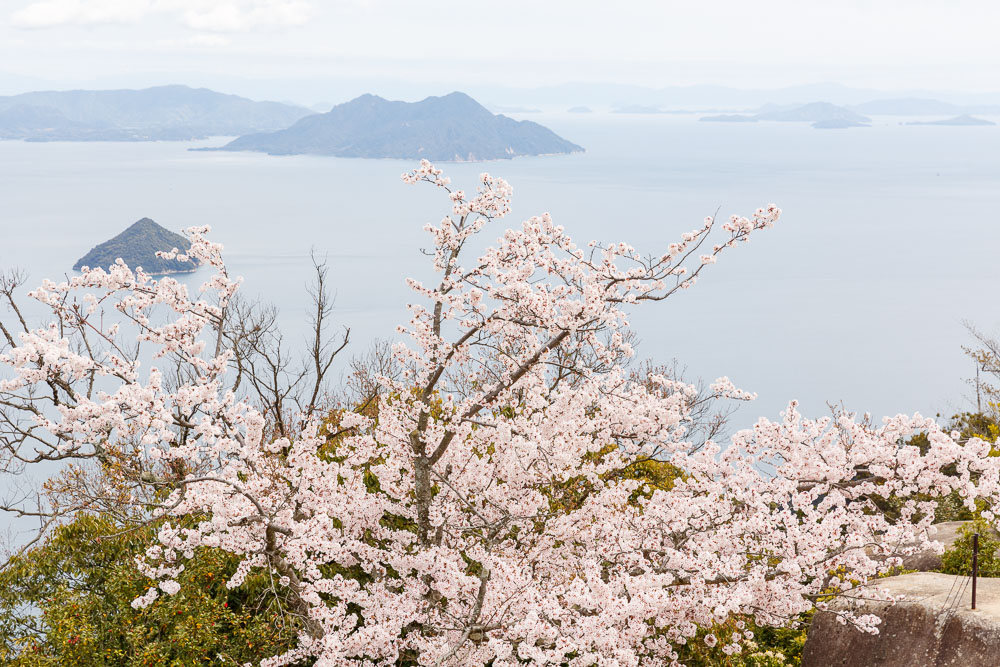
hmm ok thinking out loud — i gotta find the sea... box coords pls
[3,112,1000,430]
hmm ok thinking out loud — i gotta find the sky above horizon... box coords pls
[2,0,999,103]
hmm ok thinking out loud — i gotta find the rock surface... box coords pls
[894,521,999,572]
[900,521,970,571]
[803,572,1000,667]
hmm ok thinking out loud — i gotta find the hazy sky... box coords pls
[2,0,999,101]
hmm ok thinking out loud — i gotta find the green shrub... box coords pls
[0,513,299,666]
[940,519,1000,577]
[673,614,809,666]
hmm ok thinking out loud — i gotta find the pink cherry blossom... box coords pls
[1,162,996,667]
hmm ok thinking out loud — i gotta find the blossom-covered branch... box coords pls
[2,161,998,667]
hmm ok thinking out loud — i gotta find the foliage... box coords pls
[675,615,809,667]
[949,410,1000,450]
[940,518,1000,578]
[0,513,298,666]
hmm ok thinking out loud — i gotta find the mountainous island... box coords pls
[0,85,311,141]
[74,219,198,274]
[209,92,583,161]
[907,114,997,126]
[700,102,871,128]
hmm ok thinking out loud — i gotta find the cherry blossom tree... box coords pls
[2,161,1000,666]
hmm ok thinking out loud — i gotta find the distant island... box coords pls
[207,92,583,161]
[74,219,198,274]
[907,114,997,126]
[0,85,310,141]
[700,102,870,129]
[756,102,870,124]
[567,106,593,113]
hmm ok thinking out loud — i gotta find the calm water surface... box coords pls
[2,113,1000,425]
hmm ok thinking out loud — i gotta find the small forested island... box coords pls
[567,106,593,113]
[908,114,997,126]
[209,92,583,161]
[0,85,310,141]
[74,218,198,274]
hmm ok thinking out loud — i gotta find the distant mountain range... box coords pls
[466,84,1000,117]
[74,218,197,274]
[849,98,1000,116]
[473,82,1000,112]
[7,78,1000,117]
[0,82,996,150]
[699,101,1000,130]
[210,92,583,161]
[757,102,871,123]
[12,75,1000,111]
[0,85,310,141]
[700,102,871,128]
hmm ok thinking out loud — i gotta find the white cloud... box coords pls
[10,0,313,32]
[11,0,150,27]
[178,1,312,32]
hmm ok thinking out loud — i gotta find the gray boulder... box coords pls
[803,572,1000,666]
